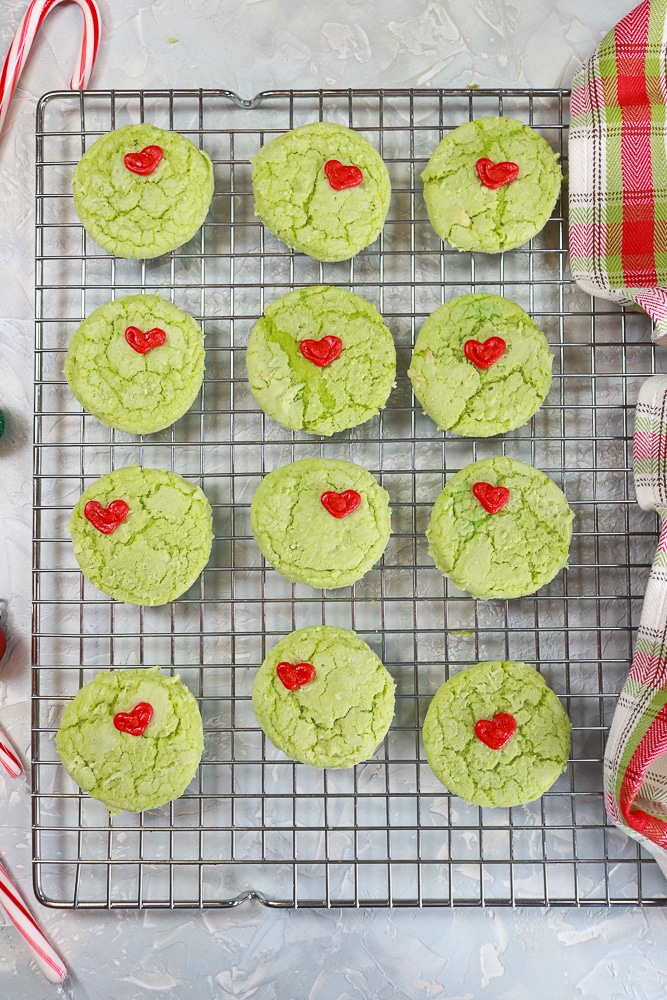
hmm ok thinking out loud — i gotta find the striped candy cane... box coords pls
[0,861,67,983]
[0,725,22,778]
[0,0,102,135]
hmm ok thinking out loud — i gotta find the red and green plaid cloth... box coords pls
[569,0,667,341]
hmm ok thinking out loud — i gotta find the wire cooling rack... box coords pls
[31,87,667,909]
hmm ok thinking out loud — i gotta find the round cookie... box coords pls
[55,667,203,813]
[251,121,391,261]
[246,285,396,436]
[422,660,571,807]
[252,625,395,768]
[426,456,573,600]
[408,293,553,436]
[72,123,214,258]
[421,117,562,253]
[68,465,213,606]
[64,294,205,435]
[250,458,391,590]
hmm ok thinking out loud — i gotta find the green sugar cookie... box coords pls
[251,122,391,262]
[408,293,553,436]
[64,294,205,435]
[246,285,396,435]
[252,625,395,768]
[422,660,571,807]
[56,667,203,813]
[421,117,562,253]
[250,458,391,590]
[68,465,213,606]
[72,123,214,258]
[426,457,573,600]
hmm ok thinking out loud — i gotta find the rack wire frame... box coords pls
[31,87,667,909]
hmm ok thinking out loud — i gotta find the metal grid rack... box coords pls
[31,87,667,909]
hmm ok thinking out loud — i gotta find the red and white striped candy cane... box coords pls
[0,724,22,778]
[0,861,67,983]
[0,0,102,135]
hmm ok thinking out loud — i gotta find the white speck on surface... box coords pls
[480,942,505,988]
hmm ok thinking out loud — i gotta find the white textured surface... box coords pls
[0,0,663,997]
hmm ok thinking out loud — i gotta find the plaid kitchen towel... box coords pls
[604,375,667,872]
[569,0,667,342]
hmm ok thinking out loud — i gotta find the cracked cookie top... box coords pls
[246,285,396,436]
[251,121,391,262]
[64,294,205,435]
[408,293,553,437]
[72,123,214,259]
[421,117,562,254]
[68,465,213,606]
[252,625,395,769]
[426,456,573,600]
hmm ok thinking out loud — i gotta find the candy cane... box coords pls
[0,0,102,135]
[0,861,67,983]
[0,725,22,778]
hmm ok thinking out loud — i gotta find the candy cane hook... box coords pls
[0,0,102,135]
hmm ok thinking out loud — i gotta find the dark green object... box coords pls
[0,409,4,439]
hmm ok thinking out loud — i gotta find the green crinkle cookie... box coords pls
[55,667,203,813]
[64,294,205,435]
[422,660,571,807]
[68,465,213,606]
[72,123,214,259]
[252,625,395,769]
[408,293,553,436]
[426,457,573,600]
[421,117,562,253]
[246,285,396,435]
[250,457,391,590]
[251,122,391,261]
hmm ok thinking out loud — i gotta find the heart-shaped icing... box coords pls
[124,145,163,175]
[464,337,506,369]
[320,490,362,518]
[474,712,517,750]
[0,626,6,662]
[84,499,129,534]
[299,335,343,367]
[125,325,167,354]
[472,482,510,515]
[113,702,153,736]
[276,661,316,690]
[324,159,363,190]
[475,157,520,190]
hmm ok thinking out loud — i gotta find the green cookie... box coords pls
[246,285,396,436]
[56,667,203,813]
[421,117,562,253]
[65,294,205,435]
[68,465,213,606]
[426,457,573,600]
[72,123,214,259]
[252,625,395,769]
[422,660,571,807]
[408,294,553,436]
[250,458,391,590]
[252,122,391,261]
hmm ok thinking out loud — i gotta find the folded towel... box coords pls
[569,0,667,342]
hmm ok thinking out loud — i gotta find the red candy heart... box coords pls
[475,157,520,190]
[125,325,167,354]
[474,712,517,750]
[124,145,163,175]
[84,499,129,534]
[320,490,362,518]
[472,482,510,514]
[464,337,506,369]
[113,702,153,736]
[276,661,316,690]
[324,159,363,190]
[299,335,343,367]
[0,627,6,662]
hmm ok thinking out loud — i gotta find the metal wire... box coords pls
[31,87,667,909]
